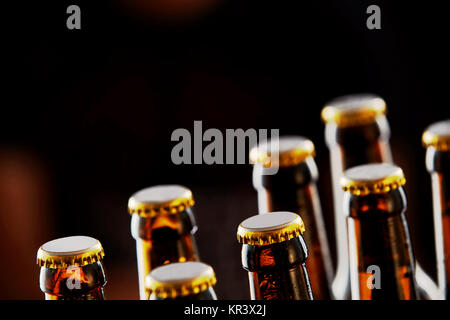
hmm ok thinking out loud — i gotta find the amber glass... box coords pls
[39,261,106,300]
[345,187,418,300]
[326,117,392,299]
[254,159,332,299]
[242,236,313,300]
[131,208,200,299]
[426,147,450,299]
[333,119,392,169]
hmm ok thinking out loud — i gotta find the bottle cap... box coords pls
[249,136,315,168]
[422,119,450,152]
[341,163,406,196]
[145,262,216,299]
[237,211,305,246]
[37,236,105,269]
[321,94,386,127]
[128,185,194,218]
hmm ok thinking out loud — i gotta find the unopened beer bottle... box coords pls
[128,185,200,299]
[321,94,392,299]
[423,119,450,299]
[237,211,314,300]
[342,163,418,300]
[37,236,107,300]
[145,262,217,300]
[249,136,332,299]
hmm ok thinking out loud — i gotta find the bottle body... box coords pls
[131,208,200,299]
[253,159,332,299]
[325,117,392,299]
[242,236,313,300]
[426,146,450,299]
[39,261,106,300]
[345,187,418,300]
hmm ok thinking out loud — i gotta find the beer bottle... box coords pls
[237,211,314,300]
[321,94,392,299]
[342,163,418,300]
[145,261,217,300]
[249,136,332,299]
[128,184,200,299]
[423,119,450,299]
[36,236,106,300]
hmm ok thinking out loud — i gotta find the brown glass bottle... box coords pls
[238,211,314,300]
[250,136,332,299]
[128,185,200,299]
[342,163,418,300]
[145,261,217,300]
[423,119,450,299]
[322,94,392,299]
[37,236,107,300]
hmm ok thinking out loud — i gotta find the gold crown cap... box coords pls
[321,94,386,127]
[145,262,217,299]
[128,185,194,218]
[237,211,305,246]
[249,136,315,168]
[37,236,105,269]
[422,119,450,152]
[341,163,406,196]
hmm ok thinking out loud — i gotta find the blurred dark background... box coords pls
[1,0,448,299]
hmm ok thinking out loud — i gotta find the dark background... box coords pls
[1,0,448,299]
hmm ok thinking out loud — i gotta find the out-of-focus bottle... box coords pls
[342,163,418,300]
[423,119,450,299]
[321,94,392,299]
[249,136,332,299]
[145,261,217,300]
[237,211,314,300]
[37,236,107,300]
[128,185,200,299]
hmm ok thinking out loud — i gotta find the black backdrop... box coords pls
[2,0,448,299]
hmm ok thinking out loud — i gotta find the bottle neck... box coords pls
[325,118,392,170]
[253,169,332,299]
[426,149,450,218]
[426,148,450,298]
[325,118,392,300]
[242,237,313,300]
[253,159,318,191]
[131,208,198,240]
[131,210,200,299]
[40,261,106,300]
[345,189,418,299]
[248,263,313,300]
